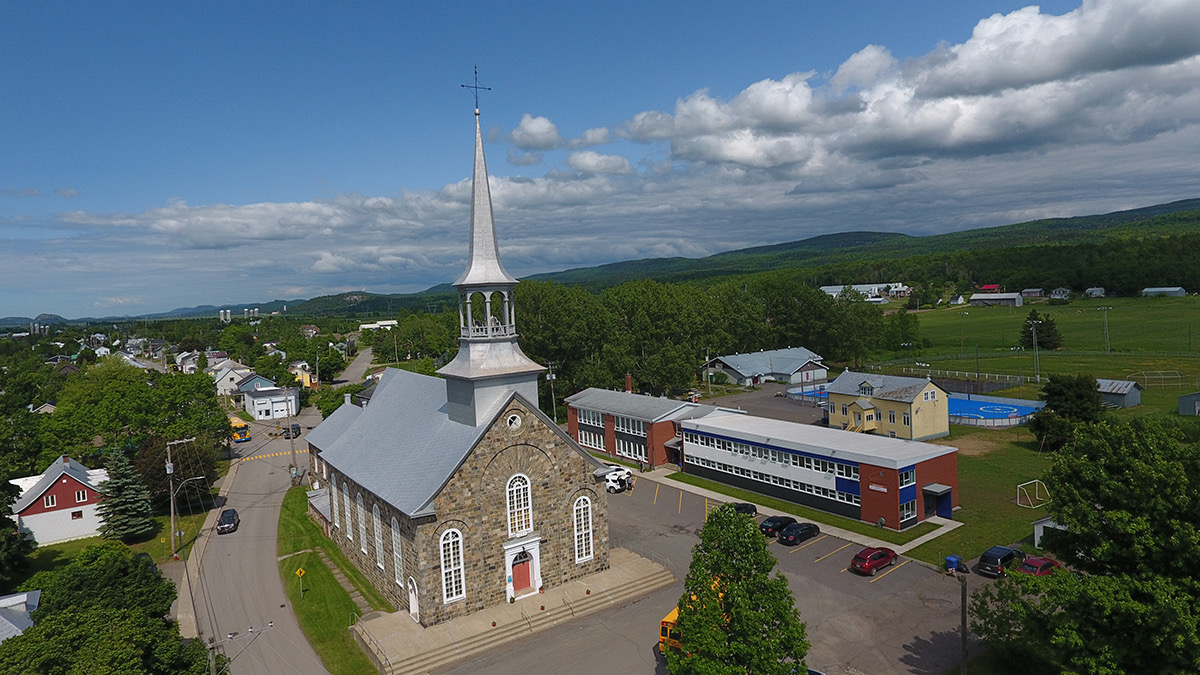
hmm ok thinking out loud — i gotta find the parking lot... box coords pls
[438,474,982,675]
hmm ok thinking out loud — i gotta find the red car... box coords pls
[849,547,898,576]
[1015,556,1060,576]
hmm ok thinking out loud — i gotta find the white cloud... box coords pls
[830,45,897,91]
[566,151,634,175]
[55,188,78,198]
[569,127,611,149]
[510,114,565,150]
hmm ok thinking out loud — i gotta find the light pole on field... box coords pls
[1030,320,1042,383]
[1097,306,1113,353]
[958,312,969,358]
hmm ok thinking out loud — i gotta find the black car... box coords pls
[731,502,758,517]
[282,423,301,439]
[216,508,240,534]
[777,522,820,546]
[978,545,1025,577]
[759,515,797,536]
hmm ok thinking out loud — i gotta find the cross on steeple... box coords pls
[460,65,491,112]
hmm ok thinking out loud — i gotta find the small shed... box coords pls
[1084,287,1106,298]
[1141,286,1186,297]
[1179,391,1200,416]
[1096,379,1142,408]
[1033,516,1067,548]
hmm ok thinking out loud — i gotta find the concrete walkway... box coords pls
[353,547,676,675]
[633,466,962,556]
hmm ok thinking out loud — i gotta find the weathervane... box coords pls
[461,65,491,112]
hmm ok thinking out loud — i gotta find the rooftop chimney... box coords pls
[625,373,633,393]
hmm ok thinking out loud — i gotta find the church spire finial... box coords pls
[460,64,491,114]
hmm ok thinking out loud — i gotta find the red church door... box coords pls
[512,552,532,593]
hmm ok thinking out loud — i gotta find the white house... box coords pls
[0,590,40,645]
[244,386,299,420]
[704,347,827,386]
[10,456,108,545]
[209,360,254,397]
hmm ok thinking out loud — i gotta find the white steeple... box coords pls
[438,107,545,427]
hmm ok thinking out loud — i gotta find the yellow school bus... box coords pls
[659,606,682,654]
[229,416,251,443]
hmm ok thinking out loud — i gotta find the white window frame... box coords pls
[392,517,403,585]
[888,410,896,424]
[615,437,647,462]
[75,490,87,503]
[330,481,340,529]
[356,493,367,553]
[577,429,605,450]
[507,475,532,537]
[573,497,593,562]
[841,404,848,416]
[902,412,911,426]
[440,529,465,603]
[614,415,646,436]
[373,504,384,569]
[900,500,917,522]
[899,469,916,488]
[44,494,56,508]
[577,408,603,427]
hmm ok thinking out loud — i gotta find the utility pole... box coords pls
[287,390,298,485]
[960,572,968,674]
[1031,320,1042,383]
[546,362,558,422]
[1097,306,1112,353]
[705,348,712,397]
[958,311,969,358]
[166,437,196,560]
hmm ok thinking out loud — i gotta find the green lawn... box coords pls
[664,472,938,546]
[276,486,393,675]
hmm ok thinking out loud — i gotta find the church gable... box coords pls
[417,397,609,625]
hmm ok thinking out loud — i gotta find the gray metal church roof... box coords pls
[827,370,936,404]
[711,347,824,379]
[313,368,495,518]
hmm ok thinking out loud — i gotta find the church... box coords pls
[306,105,612,627]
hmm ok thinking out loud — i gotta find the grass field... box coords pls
[276,486,392,675]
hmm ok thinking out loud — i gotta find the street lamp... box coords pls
[170,475,206,559]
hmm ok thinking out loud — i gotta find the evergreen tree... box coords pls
[0,479,37,591]
[666,504,809,674]
[1019,309,1063,350]
[96,451,154,542]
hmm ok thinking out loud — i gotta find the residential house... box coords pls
[10,456,108,545]
[826,370,949,441]
[0,591,40,645]
[1084,287,1106,298]
[300,324,320,339]
[210,360,254,397]
[288,361,317,389]
[819,283,910,299]
[704,347,827,387]
[1050,287,1071,300]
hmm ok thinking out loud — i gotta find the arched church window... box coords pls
[573,496,593,562]
[440,529,465,603]
[373,504,384,569]
[507,474,532,537]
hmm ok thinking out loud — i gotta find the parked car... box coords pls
[216,508,240,534]
[759,515,797,536]
[282,423,301,439]
[1015,556,1060,577]
[777,522,820,546]
[731,502,758,516]
[849,547,898,576]
[605,465,633,493]
[978,545,1026,577]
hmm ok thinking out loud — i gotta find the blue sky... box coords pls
[3,0,1199,320]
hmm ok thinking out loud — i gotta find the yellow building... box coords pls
[826,370,948,441]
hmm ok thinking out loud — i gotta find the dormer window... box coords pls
[859,384,874,396]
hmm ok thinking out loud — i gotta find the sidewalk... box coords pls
[634,466,962,556]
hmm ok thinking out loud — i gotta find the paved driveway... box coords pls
[438,474,981,674]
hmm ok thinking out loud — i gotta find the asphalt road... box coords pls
[437,473,982,675]
[190,410,330,675]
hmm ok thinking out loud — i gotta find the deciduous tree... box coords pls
[0,479,36,592]
[666,504,808,674]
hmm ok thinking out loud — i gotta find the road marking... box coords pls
[813,542,852,563]
[789,534,827,553]
[869,559,908,583]
[241,449,310,462]
[678,489,683,514]
[653,484,660,505]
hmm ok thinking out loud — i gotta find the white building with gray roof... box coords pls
[704,347,827,387]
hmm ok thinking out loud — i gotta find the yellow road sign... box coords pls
[296,568,305,578]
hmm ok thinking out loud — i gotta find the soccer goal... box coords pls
[1016,479,1051,508]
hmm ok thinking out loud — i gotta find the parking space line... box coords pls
[869,559,909,583]
[788,534,827,553]
[653,483,660,505]
[678,489,683,514]
[813,542,851,563]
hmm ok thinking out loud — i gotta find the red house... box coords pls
[9,456,108,545]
